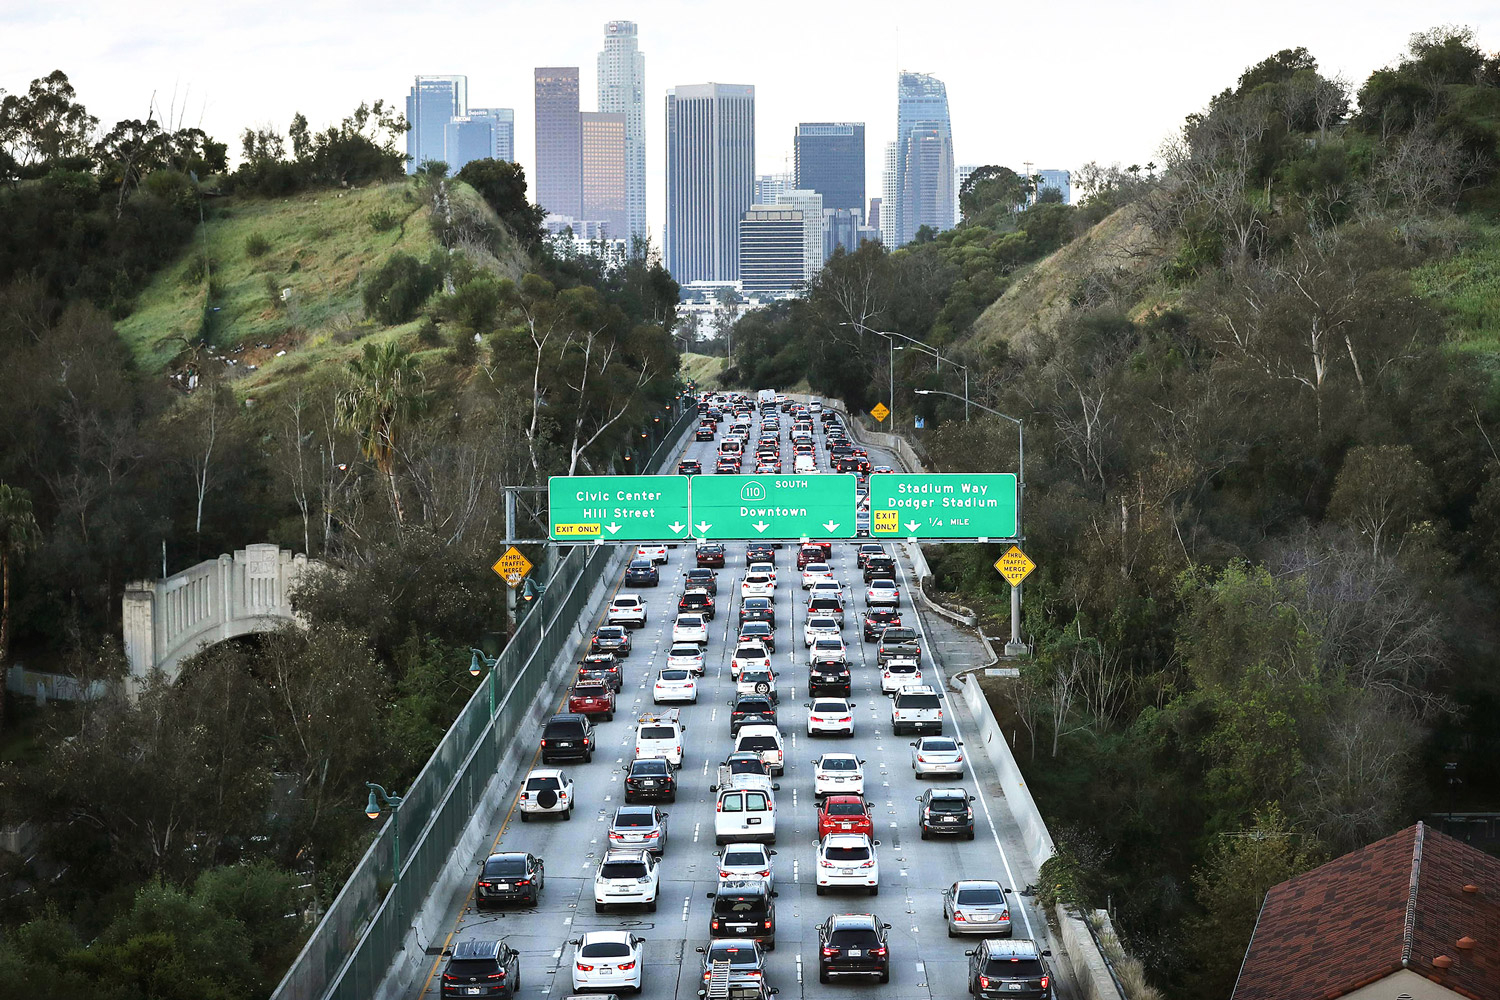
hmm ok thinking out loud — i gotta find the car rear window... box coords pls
[957,887,1005,905]
[678,615,704,626]
[660,669,690,680]
[544,719,586,738]
[814,639,842,650]
[736,646,766,659]
[738,737,776,752]
[983,958,1044,977]
[812,701,846,712]
[827,801,865,816]
[888,662,917,673]
[745,599,769,609]
[923,739,959,751]
[600,861,648,879]
[723,849,764,866]
[483,857,526,876]
[580,942,632,958]
[640,726,675,739]
[614,811,655,827]
[447,958,500,975]
[728,759,765,774]
[713,896,768,917]
[821,757,857,771]
[630,560,652,569]
[929,797,967,812]
[525,776,561,791]
[897,693,941,709]
[828,927,880,947]
[632,759,669,774]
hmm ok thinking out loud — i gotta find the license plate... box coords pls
[848,949,861,957]
[942,817,958,824]
[747,817,761,824]
[840,823,852,830]
[643,780,658,787]
[736,926,748,934]
[466,989,482,995]
[557,741,572,747]
[1007,985,1023,991]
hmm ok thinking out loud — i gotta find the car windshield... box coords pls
[525,776,560,791]
[483,857,527,876]
[640,726,675,739]
[827,801,865,816]
[930,796,968,812]
[613,811,655,827]
[984,958,1044,977]
[824,844,870,861]
[580,942,632,958]
[600,861,648,879]
[957,887,1005,905]
[723,849,764,866]
[660,670,690,681]
[923,739,959,752]
[821,757,857,771]
[632,760,669,774]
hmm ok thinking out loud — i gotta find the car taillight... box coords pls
[540,739,547,747]
[821,946,837,956]
[1040,975,1050,989]
[617,961,636,971]
[712,919,721,930]
[839,716,852,723]
[871,946,887,956]
[917,755,927,762]
[1000,908,1010,920]
[646,830,659,838]
[515,878,531,886]
[490,971,506,980]
[757,869,770,877]
[953,910,965,921]
[979,976,991,988]
[858,860,874,868]
[576,963,594,972]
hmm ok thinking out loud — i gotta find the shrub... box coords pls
[244,232,271,258]
[367,208,400,233]
[416,315,441,346]
[449,331,479,367]
[361,251,443,325]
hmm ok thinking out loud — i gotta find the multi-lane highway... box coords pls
[411,398,1068,1000]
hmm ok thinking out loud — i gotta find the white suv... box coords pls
[519,768,575,821]
[741,573,776,600]
[807,636,848,665]
[595,849,660,912]
[635,710,685,766]
[891,685,944,736]
[608,594,648,628]
[804,615,842,647]
[816,833,879,894]
[673,613,709,646]
[802,562,835,589]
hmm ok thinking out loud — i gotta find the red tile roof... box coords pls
[1233,823,1500,1000]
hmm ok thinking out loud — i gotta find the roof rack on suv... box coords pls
[638,709,681,726]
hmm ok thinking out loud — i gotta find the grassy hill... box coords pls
[681,352,729,388]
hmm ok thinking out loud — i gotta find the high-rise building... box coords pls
[902,125,956,241]
[406,75,467,174]
[535,67,582,219]
[775,189,824,282]
[756,172,793,205]
[665,83,755,284]
[1037,169,1071,204]
[880,141,898,246]
[892,71,954,246]
[581,111,628,237]
[739,206,807,295]
[868,197,882,237]
[823,208,866,258]
[444,108,515,174]
[598,21,647,244]
[471,108,516,163]
[794,122,864,213]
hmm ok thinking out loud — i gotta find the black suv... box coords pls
[678,458,703,475]
[816,913,891,982]
[590,626,633,657]
[624,757,677,802]
[739,597,775,628]
[729,693,778,734]
[541,713,595,764]
[707,879,779,948]
[440,938,520,998]
[917,788,976,839]
[679,589,717,620]
[685,568,719,594]
[863,556,896,583]
[863,609,902,641]
[625,559,660,587]
[475,852,545,908]
[965,938,1054,999]
[808,661,852,697]
[746,543,775,564]
[577,653,622,692]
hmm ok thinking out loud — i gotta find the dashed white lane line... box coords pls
[693,822,701,843]
[796,954,804,984]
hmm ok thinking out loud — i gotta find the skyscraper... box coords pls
[775,189,824,282]
[1037,169,1071,204]
[739,206,807,295]
[598,21,647,244]
[581,111,628,236]
[794,123,864,213]
[893,72,954,246]
[756,172,793,205]
[535,67,582,219]
[868,197,882,236]
[444,108,515,174]
[406,75,467,174]
[902,126,955,241]
[665,83,755,284]
[880,141,898,246]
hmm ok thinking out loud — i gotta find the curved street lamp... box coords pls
[364,782,405,882]
[470,647,500,721]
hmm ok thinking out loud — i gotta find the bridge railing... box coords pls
[269,401,698,1000]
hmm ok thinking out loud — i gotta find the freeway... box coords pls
[407,400,1072,1000]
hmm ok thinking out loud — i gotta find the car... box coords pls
[697,543,727,568]
[807,594,844,624]
[716,456,741,474]
[738,621,776,652]
[442,938,521,998]
[741,573,776,600]
[634,710,685,766]
[806,697,855,736]
[624,756,677,802]
[745,543,775,564]
[666,644,706,675]
[754,461,779,475]
[679,588,716,620]
[595,849,660,912]
[577,656,622,693]
[865,579,900,607]
[918,787,977,839]
[730,642,772,680]
[591,625,633,657]
[729,693,778,734]
[807,661,852,698]
[716,842,777,887]
[706,878,779,948]
[804,615,842,648]
[863,555,896,582]
[892,685,944,735]
[636,543,668,565]
[809,581,843,602]
[713,752,779,794]
[818,794,874,839]
[877,626,921,657]
[685,567,719,594]
[807,636,847,665]
[797,544,825,570]
[608,804,670,855]
[607,596,647,629]
[854,544,885,569]
[863,609,902,641]
[653,668,699,704]
[816,913,892,983]
[880,658,922,694]
[965,938,1054,999]
[816,832,880,895]
[678,458,703,475]
[747,560,777,583]
[475,852,545,909]
[568,680,616,720]
[871,464,894,474]
[943,880,1013,936]
[570,931,645,994]
[697,939,769,988]
[673,614,709,646]
[541,714,595,764]
[733,724,785,777]
[624,559,659,587]
[801,562,835,589]
[812,752,865,797]
[912,736,966,778]
[696,423,717,441]
[519,768,575,821]
[736,668,779,703]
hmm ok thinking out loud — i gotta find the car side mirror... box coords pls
[770,890,779,897]
[705,891,716,898]
[803,703,811,709]
[710,785,719,792]
[772,783,780,790]
[1004,887,1014,893]
[963,949,976,957]
[859,759,866,765]
[873,840,881,847]
[695,947,706,954]
[969,795,977,802]
[957,741,965,746]
[770,989,780,995]
[909,742,918,747]
[569,938,581,945]
[1042,949,1053,957]
[769,850,777,855]
[882,922,892,929]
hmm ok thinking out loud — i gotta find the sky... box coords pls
[2,0,1495,240]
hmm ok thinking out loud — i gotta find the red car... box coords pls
[568,680,616,721]
[797,544,825,570]
[818,795,874,839]
[697,544,726,568]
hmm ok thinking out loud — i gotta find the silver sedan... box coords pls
[911,737,965,778]
[941,880,1013,937]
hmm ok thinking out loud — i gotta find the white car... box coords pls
[518,768,575,820]
[741,573,776,600]
[635,543,668,564]
[810,580,842,599]
[608,594,648,628]
[673,613,709,646]
[737,668,779,702]
[802,562,835,589]
[595,849,660,912]
[912,736,966,778]
[813,752,865,797]
[804,615,842,648]
[571,930,646,992]
[865,579,900,607]
[666,644,706,674]
[748,561,777,584]
[734,724,785,776]
[653,668,699,704]
[717,841,776,889]
[731,642,772,680]
[806,698,855,737]
[880,659,922,694]
[816,833,879,895]
[807,636,848,665]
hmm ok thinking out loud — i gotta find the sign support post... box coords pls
[994,546,1036,658]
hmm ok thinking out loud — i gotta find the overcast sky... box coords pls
[3,0,1494,239]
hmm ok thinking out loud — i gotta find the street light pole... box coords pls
[364,782,405,882]
[470,647,499,721]
[842,322,968,426]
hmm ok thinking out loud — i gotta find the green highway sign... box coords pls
[866,473,1018,539]
[690,475,858,540]
[548,475,692,541]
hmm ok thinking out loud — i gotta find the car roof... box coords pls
[954,879,1004,891]
[615,804,658,818]
[983,938,1044,957]
[818,752,859,762]
[716,878,770,895]
[603,848,652,862]
[528,767,565,778]
[918,736,957,745]
[736,724,780,737]
[485,851,529,863]
[897,685,938,696]
[580,930,635,945]
[828,913,881,928]
[452,938,503,960]
[822,794,865,806]
[929,787,970,799]
[822,833,872,846]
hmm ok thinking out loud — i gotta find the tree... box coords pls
[0,69,98,173]
[336,341,425,526]
[457,157,546,248]
[0,482,39,727]
[1327,445,1435,560]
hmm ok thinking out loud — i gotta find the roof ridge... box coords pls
[1401,821,1425,968]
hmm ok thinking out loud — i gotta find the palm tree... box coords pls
[0,483,40,730]
[335,341,424,526]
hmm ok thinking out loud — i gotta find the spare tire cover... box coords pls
[536,788,558,809]
[754,682,771,695]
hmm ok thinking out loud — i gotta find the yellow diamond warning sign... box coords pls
[869,402,890,422]
[994,545,1035,587]
[492,546,534,588]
